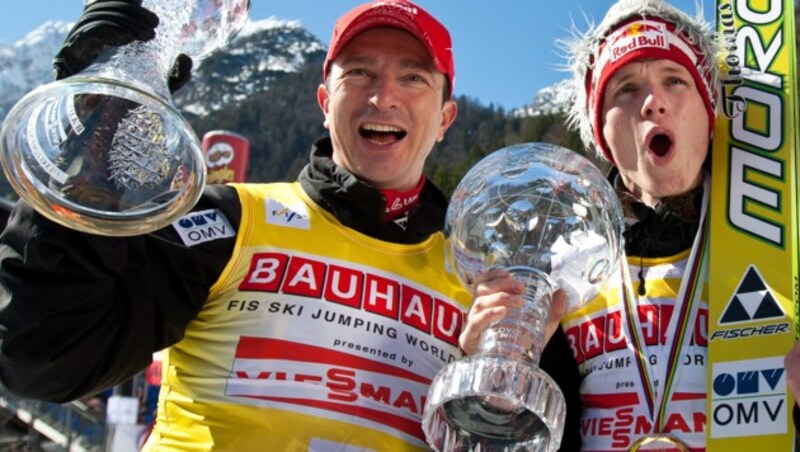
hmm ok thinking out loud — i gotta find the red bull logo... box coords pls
[606,20,669,62]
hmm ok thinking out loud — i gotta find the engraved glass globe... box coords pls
[0,0,249,236]
[422,143,624,451]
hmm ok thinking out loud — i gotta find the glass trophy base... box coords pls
[423,356,565,452]
[0,76,205,236]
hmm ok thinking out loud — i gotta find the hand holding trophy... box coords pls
[0,0,249,236]
[422,143,624,451]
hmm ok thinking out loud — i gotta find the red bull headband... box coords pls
[587,17,716,163]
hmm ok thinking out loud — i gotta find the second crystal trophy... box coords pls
[0,0,249,236]
[422,143,624,451]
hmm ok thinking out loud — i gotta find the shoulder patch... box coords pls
[265,198,310,230]
[172,208,235,246]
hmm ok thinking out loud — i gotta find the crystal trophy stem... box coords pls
[423,267,565,452]
[476,266,551,362]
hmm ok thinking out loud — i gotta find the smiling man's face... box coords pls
[318,27,457,191]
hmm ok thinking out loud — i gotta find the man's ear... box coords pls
[437,99,458,142]
[317,83,331,129]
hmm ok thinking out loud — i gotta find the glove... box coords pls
[168,54,193,94]
[53,0,192,93]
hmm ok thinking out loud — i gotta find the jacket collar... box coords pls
[609,167,703,258]
[297,138,448,244]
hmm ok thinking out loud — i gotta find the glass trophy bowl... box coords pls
[0,0,249,236]
[422,143,624,451]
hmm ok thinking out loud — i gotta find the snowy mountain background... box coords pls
[0,17,583,198]
[0,18,564,123]
[511,83,571,118]
[0,22,70,122]
[0,18,327,120]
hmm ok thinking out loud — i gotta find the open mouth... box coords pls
[359,123,407,145]
[648,133,673,157]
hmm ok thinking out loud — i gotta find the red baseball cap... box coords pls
[323,0,455,95]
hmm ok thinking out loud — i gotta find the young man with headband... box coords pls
[459,0,794,449]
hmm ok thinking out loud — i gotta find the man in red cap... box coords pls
[0,1,517,450]
[317,0,456,212]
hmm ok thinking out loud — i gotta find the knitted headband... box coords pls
[562,0,719,163]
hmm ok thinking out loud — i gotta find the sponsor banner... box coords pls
[606,20,669,62]
[202,130,250,184]
[265,198,310,230]
[580,405,706,450]
[171,208,235,246]
[222,249,465,445]
[227,338,429,442]
[236,250,464,351]
[565,302,708,449]
[709,0,798,449]
[710,356,787,438]
[565,306,708,367]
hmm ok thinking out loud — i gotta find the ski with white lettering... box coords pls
[708,0,799,449]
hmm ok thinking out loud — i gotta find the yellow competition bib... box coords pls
[144,182,471,451]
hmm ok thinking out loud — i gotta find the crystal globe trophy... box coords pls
[0,0,249,236]
[422,143,624,451]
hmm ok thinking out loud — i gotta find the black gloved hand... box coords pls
[53,0,192,93]
[168,54,193,93]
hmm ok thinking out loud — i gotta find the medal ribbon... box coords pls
[621,176,709,432]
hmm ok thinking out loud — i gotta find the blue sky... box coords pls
[0,1,710,110]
